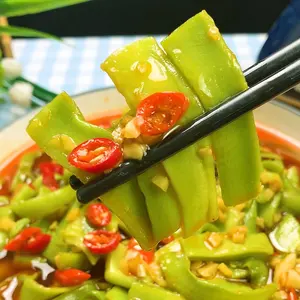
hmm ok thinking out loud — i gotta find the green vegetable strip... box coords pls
[223,208,243,232]
[270,214,300,253]
[161,10,261,206]
[19,277,73,300]
[0,205,14,219]
[262,160,284,174]
[61,205,100,265]
[11,184,37,206]
[244,200,257,233]
[101,180,154,250]
[43,201,79,264]
[105,287,128,300]
[282,176,300,215]
[55,252,91,271]
[159,252,277,300]
[105,243,136,289]
[286,166,299,187]
[10,151,41,191]
[27,93,154,250]
[242,258,269,288]
[129,282,185,300]
[26,92,111,182]
[0,231,8,251]
[180,233,273,261]
[11,185,75,219]
[38,186,52,196]
[52,281,104,300]
[138,164,181,241]
[258,193,281,229]
[61,200,117,265]
[42,200,98,266]
[9,218,30,238]
[102,37,217,237]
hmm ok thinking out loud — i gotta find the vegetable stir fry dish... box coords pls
[0,10,299,300]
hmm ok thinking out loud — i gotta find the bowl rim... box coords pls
[75,87,300,116]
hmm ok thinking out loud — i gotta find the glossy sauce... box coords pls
[0,113,299,300]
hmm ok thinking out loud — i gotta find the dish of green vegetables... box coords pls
[0,10,300,300]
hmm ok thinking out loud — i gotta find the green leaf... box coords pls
[0,25,61,41]
[0,0,90,17]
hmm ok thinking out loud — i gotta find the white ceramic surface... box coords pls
[0,88,299,162]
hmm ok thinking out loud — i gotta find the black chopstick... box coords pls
[70,38,300,191]
[73,57,300,203]
[244,38,300,86]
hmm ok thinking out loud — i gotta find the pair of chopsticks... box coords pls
[67,39,299,203]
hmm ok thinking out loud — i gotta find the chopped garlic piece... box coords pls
[147,262,167,287]
[1,58,22,80]
[112,126,123,144]
[191,261,205,274]
[49,221,58,231]
[218,263,232,277]
[198,147,212,159]
[123,118,141,139]
[228,226,248,244]
[196,263,219,279]
[286,269,300,289]
[208,26,221,41]
[0,217,15,232]
[152,175,169,192]
[206,232,223,248]
[274,253,296,285]
[260,171,283,192]
[295,84,300,93]
[9,82,33,107]
[60,134,77,152]
[272,290,288,300]
[66,208,81,222]
[123,142,146,160]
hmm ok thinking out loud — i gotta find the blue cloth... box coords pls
[0,34,266,129]
[258,0,300,60]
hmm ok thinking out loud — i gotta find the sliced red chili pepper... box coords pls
[23,232,51,254]
[86,203,112,227]
[40,162,64,175]
[83,230,121,254]
[68,138,122,174]
[161,235,174,245]
[288,289,298,300]
[128,238,154,263]
[5,227,51,254]
[0,177,11,196]
[136,92,189,136]
[39,162,64,191]
[54,269,91,286]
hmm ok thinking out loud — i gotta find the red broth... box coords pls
[0,113,299,299]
